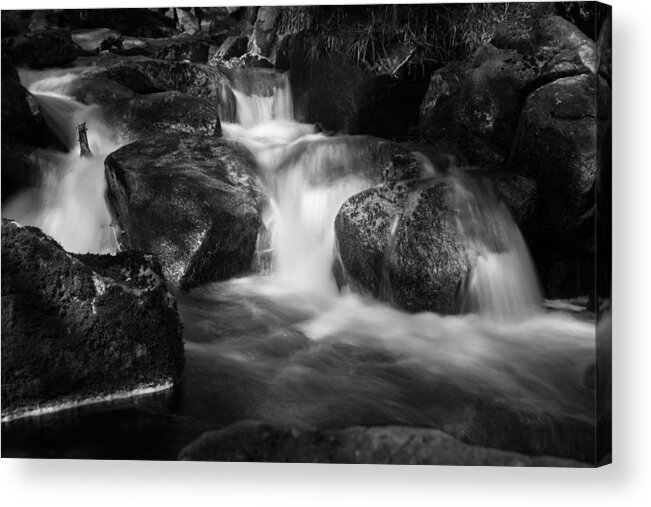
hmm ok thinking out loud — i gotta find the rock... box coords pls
[179,421,588,466]
[506,74,601,249]
[1,10,31,36]
[2,28,78,68]
[250,7,280,59]
[67,9,177,38]
[174,8,201,35]
[213,35,249,60]
[62,76,137,106]
[1,219,184,421]
[1,136,53,197]
[335,177,471,314]
[104,134,264,289]
[146,38,210,63]
[102,92,222,142]
[419,15,596,169]
[277,33,428,140]
[86,58,230,98]
[492,173,539,234]
[1,61,65,150]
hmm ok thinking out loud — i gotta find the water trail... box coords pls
[2,72,123,254]
[453,173,542,320]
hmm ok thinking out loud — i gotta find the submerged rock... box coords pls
[104,134,264,290]
[179,420,588,466]
[2,27,78,68]
[335,178,471,314]
[0,219,184,421]
[103,91,222,141]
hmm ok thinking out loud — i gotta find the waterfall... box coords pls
[1,74,122,254]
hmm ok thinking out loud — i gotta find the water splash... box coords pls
[2,73,123,254]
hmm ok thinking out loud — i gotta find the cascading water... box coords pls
[2,66,597,462]
[2,71,122,253]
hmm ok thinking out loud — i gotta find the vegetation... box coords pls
[277,3,554,71]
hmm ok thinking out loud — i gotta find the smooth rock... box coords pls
[104,134,264,289]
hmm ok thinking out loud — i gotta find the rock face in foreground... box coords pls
[102,91,222,141]
[335,178,471,314]
[1,219,184,421]
[179,421,588,467]
[105,134,264,290]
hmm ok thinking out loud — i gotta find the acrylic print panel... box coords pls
[0,3,611,467]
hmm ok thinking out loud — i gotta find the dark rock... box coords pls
[251,7,280,59]
[492,172,539,234]
[1,136,53,196]
[1,219,184,421]
[336,177,470,314]
[66,9,177,39]
[86,58,230,99]
[2,28,78,68]
[1,61,65,150]
[1,10,31,37]
[277,33,428,140]
[506,74,602,249]
[179,421,588,466]
[102,91,221,142]
[62,76,137,106]
[104,134,264,289]
[213,35,249,60]
[419,15,596,169]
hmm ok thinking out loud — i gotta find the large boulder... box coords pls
[86,58,230,98]
[179,421,588,466]
[507,74,601,249]
[419,15,596,169]
[2,28,78,68]
[506,73,607,298]
[102,91,222,142]
[1,219,184,421]
[250,7,280,59]
[335,177,471,314]
[104,134,264,289]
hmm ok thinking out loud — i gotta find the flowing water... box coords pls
[1,67,596,462]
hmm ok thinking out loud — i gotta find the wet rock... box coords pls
[597,16,612,86]
[419,15,596,169]
[146,38,211,63]
[2,28,78,68]
[335,178,470,314]
[104,134,264,289]
[103,91,221,142]
[492,172,539,234]
[179,420,588,466]
[213,35,249,60]
[1,219,184,421]
[62,76,137,106]
[86,58,230,98]
[174,8,201,35]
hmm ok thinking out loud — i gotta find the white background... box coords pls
[2,0,650,505]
